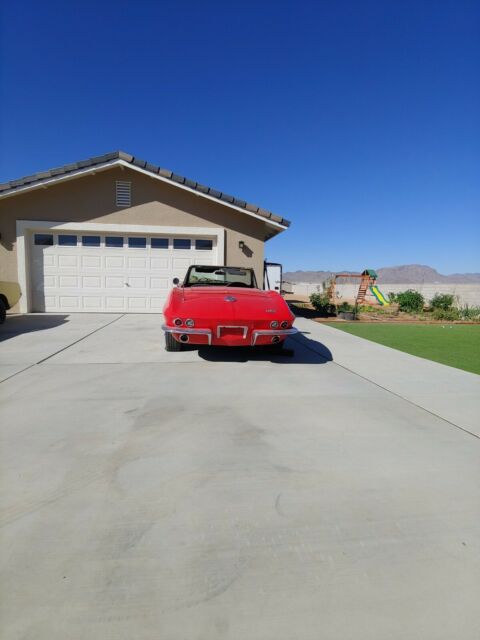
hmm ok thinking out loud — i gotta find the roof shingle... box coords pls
[0,151,291,227]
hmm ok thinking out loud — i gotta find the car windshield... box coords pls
[184,266,257,288]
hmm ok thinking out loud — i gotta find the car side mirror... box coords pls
[173,277,180,286]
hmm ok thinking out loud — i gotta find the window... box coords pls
[58,234,77,246]
[82,235,101,247]
[128,237,146,248]
[116,181,131,207]
[185,266,256,288]
[106,236,124,247]
[151,238,169,249]
[173,238,191,250]
[195,239,213,251]
[34,234,53,246]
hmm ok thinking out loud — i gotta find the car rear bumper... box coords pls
[162,325,213,345]
[162,324,298,346]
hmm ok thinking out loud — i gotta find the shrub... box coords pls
[459,305,480,321]
[337,302,353,313]
[432,307,460,321]
[388,292,397,303]
[310,292,335,315]
[395,289,425,313]
[430,293,455,310]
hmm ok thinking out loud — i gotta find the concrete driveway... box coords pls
[1,314,479,640]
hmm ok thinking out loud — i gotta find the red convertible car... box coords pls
[162,265,297,351]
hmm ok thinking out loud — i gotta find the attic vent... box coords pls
[116,180,131,207]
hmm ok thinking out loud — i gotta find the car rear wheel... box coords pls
[0,299,6,324]
[165,331,182,352]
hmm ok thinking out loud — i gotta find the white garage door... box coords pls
[30,231,217,312]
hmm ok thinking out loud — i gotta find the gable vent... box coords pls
[116,180,131,207]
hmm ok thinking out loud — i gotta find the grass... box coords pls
[327,323,480,375]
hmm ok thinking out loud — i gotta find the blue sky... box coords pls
[1,0,479,273]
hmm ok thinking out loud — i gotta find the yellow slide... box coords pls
[370,285,389,305]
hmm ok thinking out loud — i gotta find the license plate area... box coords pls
[217,325,248,339]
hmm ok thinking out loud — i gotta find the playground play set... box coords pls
[328,269,390,307]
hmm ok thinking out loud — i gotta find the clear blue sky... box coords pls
[1,0,479,273]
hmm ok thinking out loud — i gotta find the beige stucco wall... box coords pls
[0,166,272,310]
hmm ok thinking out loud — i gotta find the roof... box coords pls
[0,151,291,229]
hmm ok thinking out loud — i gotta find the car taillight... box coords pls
[280,320,289,329]
[270,320,279,329]
[185,319,195,327]
[174,318,182,326]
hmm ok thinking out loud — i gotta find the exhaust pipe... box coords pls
[271,336,280,344]
[179,334,189,343]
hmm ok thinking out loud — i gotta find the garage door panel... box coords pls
[59,296,80,309]
[150,277,168,289]
[127,257,147,269]
[82,297,103,309]
[82,256,102,268]
[105,256,124,269]
[150,298,165,309]
[105,276,124,288]
[59,275,79,288]
[58,255,79,267]
[150,257,169,270]
[128,298,147,309]
[173,258,192,270]
[82,276,102,288]
[31,231,218,313]
[105,297,125,310]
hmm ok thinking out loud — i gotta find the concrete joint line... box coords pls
[291,334,480,442]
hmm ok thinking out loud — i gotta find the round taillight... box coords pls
[270,320,279,329]
[174,318,182,326]
[280,320,289,329]
[185,319,195,327]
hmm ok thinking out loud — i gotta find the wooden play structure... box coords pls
[327,269,389,306]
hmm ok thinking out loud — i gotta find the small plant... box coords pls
[432,307,460,321]
[388,292,397,303]
[310,292,335,315]
[430,293,455,310]
[337,302,353,313]
[459,305,480,321]
[395,289,425,313]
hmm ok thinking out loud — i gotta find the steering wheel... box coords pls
[226,281,249,287]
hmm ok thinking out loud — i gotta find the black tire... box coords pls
[165,331,182,352]
[0,299,6,324]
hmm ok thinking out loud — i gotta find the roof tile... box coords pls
[0,150,291,228]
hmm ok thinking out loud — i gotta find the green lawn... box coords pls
[327,323,480,375]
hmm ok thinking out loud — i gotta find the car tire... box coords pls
[165,331,182,352]
[0,299,6,324]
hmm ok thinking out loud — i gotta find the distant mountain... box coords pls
[283,265,480,284]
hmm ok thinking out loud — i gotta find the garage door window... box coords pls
[82,236,101,247]
[151,238,169,249]
[34,234,54,246]
[128,237,147,248]
[195,239,213,250]
[58,234,77,246]
[106,236,124,247]
[173,239,191,250]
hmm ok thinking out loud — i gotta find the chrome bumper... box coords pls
[251,327,298,346]
[162,324,212,345]
[162,325,298,347]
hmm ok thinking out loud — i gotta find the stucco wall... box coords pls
[0,167,270,308]
[291,282,480,306]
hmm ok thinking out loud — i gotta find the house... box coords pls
[0,152,290,313]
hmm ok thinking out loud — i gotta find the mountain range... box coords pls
[283,265,480,284]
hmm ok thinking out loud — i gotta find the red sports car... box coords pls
[162,265,297,351]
